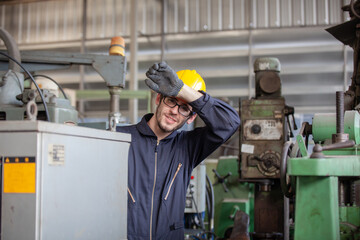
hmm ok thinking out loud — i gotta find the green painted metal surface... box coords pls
[254,57,281,72]
[212,157,254,238]
[217,201,250,237]
[246,99,280,118]
[289,153,360,240]
[322,146,360,156]
[312,111,360,144]
[296,134,308,157]
[288,156,360,176]
[339,207,360,226]
[249,109,274,117]
[339,207,360,239]
[294,176,340,240]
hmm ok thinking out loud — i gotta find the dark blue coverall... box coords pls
[116,92,241,240]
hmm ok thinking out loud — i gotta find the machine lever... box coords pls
[212,169,232,192]
[310,140,355,158]
[321,140,355,151]
[285,105,296,138]
[286,115,294,138]
[291,113,298,130]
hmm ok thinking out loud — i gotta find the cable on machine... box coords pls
[187,174,217,240]
[0,51,50,121]
[190,189,205,231]
[206,174,215,234]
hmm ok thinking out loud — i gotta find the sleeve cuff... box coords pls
[189,91,213,113]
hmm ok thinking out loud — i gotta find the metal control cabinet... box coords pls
[240,98,285,179]
[0,121,130,240]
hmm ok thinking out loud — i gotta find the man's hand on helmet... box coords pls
[145,61,184,97]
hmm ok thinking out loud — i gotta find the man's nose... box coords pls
[169,104,180,115]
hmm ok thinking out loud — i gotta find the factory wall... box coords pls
[0,0,352,121]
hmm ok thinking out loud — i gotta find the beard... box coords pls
[155,106,187,133]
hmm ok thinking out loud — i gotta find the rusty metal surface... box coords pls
[229,211,251,240]
[240,99,285,179]
[259,72,281,95]
[253,182,284,240]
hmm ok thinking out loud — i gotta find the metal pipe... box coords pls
[248,37,253,99]
[130,0,138,124]
[343,45,348,91]
[248,0,255,99]
[161,0,166,62]
[0,27,21,72]
[108,86,121,131]
[110,89,120,113]
[79,0,87,118]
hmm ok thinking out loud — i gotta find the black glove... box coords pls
[145,62,184,97]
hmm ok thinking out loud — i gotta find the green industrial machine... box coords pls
[280,2,360,240]
[282,98,360,240]
[213,57,297,240]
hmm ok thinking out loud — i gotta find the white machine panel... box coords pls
[0,121,130,240]
[185,164,206,213]
[243,119,283,140]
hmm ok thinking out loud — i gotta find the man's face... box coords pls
[155,95,195,133]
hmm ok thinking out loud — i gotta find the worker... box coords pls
[116,62,240,239]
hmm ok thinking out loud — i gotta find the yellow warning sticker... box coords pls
[3,157,36,194]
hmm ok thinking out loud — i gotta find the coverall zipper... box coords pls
[164,163,183,200]
[150,140,159,240]
[128,188,135,203]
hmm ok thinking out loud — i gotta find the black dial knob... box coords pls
[251,124,261,134]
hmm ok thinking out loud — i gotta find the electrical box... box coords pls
[0,120,130,240]
[185,164,206,213]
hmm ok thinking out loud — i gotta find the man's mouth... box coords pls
[165,114,177,124]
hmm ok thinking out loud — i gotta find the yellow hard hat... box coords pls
[177,69,206,92]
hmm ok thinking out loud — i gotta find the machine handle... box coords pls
[286,115,294,138]
[310,140,355,158]
[291,113,298,130]
[284,105,297,138]
[212,169,232,193]
[0,28,21,72]
[320,140,355,151]
[229,205,240,220]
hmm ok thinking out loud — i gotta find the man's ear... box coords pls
[155,93,162,105]
[186,113,197,124]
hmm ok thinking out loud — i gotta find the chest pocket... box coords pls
[164,163,182,200]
